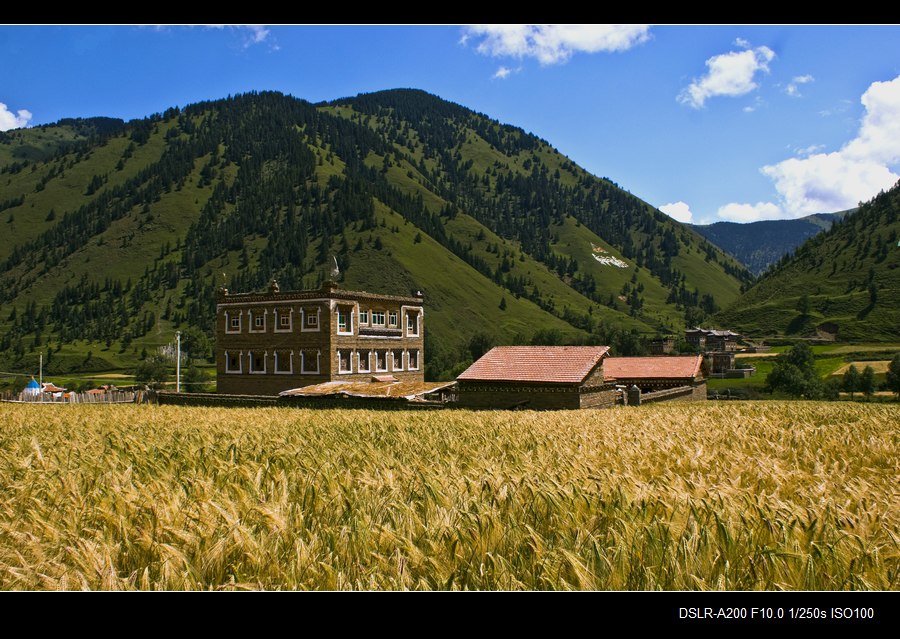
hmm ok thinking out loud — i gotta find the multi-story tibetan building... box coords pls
[216,280,424,395]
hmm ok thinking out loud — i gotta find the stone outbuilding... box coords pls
[455,346,616,409]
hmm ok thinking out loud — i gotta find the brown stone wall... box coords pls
[636,382,707,404]
[692,381,707,401]
[216,289,424,395]
[578,387,618,408]
[457,382,585,410]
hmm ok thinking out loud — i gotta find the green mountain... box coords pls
[714,182,900,341]
[0,89,751,381]
[692,211,848,275]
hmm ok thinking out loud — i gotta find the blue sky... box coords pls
[1,25,899,225]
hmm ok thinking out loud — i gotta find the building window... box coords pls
[225,351,242,373]
[408,349,419,371]
[302,307,320,332]
[338,349,352,374]
[249,351,267,374]
[301,350,320,374]
[358,350,371,373]
[375,350,388,372]
[275,309,293,333]
[388,311,398,328]
[225,311,241,334]
[359,310,369,325]
[337,307,353,335]
[275,351,293,374]
[406,311,419,336]
[249,310,266,333]
[392,349,404,371]
[372,311,386,326]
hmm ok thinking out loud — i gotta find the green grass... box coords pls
[715,184,900,341]
[343,202,585,350]
[1,91,752,378]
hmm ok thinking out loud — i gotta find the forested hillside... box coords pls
[692,212,845,275]
[0,89,751,380]
[714,183,900,340]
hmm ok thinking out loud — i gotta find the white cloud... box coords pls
[155,25,273,47]
[463,25,650,65]
[0,103,32,131]
[659,201,694,223]
[794,143,825,157]
[716,201,783,222]
[734,37,751,49]
[493,66,513,79]
[842,75,900,165]
[761,153,897,215]
[717,74,900,221]
[743,105,755,113]
[244,25,269,45]
[761,74,900,216]
[785,74,814,97]
[678,44,775,109]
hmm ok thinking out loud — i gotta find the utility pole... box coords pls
[39,352,43,387]
[175,331,181,393]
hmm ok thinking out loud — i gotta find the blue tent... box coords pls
[24,378,41,395]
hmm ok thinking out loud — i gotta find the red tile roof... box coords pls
[604,355,703,381]
[457,346,610,383]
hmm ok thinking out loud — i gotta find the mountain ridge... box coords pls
[0,89,751,381]
[691,211,850,275]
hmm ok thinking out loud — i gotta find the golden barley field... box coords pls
[0,402,897,590]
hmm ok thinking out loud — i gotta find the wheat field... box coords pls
[0,402,897,590]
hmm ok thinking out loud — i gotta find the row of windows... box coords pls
[336,348,419,374]
[223,307,420,336]
[225,309,319,334]
[224,349,420,375]
[225,350,320,375]
[338,307,419,336]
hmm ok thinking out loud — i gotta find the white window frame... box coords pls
[225,350,242,373]
[249,351,267,374]
[392,349,404,371]
[372,311,386,327]
[274,350,293,374]
[358,350,371,373]
[359,310,369,325]
[388,311,398,328]
[406,311,419,336]
[337,307,354,336]
[337,349,353,374]
[275,308,293,333]
[408,349,420,371]
[249,310,267,333]
[301,350,321,375]
[225,310,242,334]
[375,350,388,372]
[301,307,320,332]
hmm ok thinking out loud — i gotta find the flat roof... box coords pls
[279,380,454,400]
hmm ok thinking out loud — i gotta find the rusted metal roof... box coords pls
[279,380,455,400]
[604,355,703,381]
[456,346,610,384]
